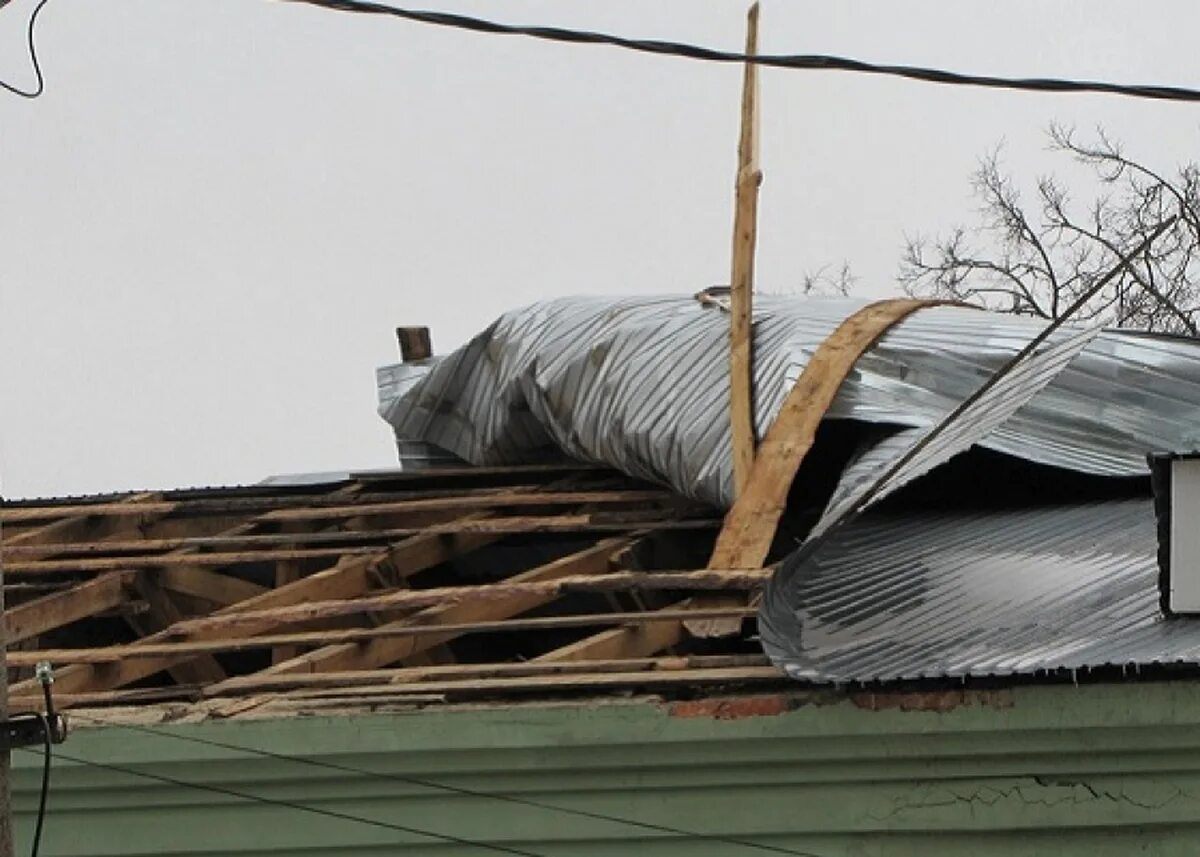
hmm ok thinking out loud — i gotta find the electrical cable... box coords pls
[4,712,53,857]
[17,744,547,857]
[28,713,50,857]
[279,0,1200,104]
[0,0,50,99]
[6,0,1200,102]
[70,712,828,857]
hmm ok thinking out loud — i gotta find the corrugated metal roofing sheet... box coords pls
[377,295,1200,509]
[759,497,1200,682]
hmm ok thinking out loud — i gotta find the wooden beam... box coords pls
[198,653,770,697]
[534,598,692,663]
[13,663,784,710]
[3,515,717,558]
[689,299,946,637]
[5,607,757,666]
[228,538,634,683]
[0,488,671,526]
[157,567,268,607]
[729,1,762,499]
[164,567,770,635]
[272,560,301,664]
[4,571,136,644]
[715,299,947,569]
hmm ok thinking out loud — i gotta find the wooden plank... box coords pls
[729,1,762,498]
[158,567,267,607]
[198,654,770,696]
[711,298,947,570]
[0,515,717,558]
[3,546,386,574]
[0,491,164,559]
[6,607,756,665]
[4,571,136,644]
[686,298,946,639]
[272,560,301,664]
[0,483,551,526]
[534,599,692,663]
[231,538,635,683]
[0,488,671,525]
[335,665,784,698]
[164,567,770,635]
[11,662,783,710]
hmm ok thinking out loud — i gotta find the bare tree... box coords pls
[900,125,1200,335]
[800,262,856,298]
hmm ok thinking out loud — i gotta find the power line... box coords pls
[5,0,1200,102]
[279,0,1200,103]
[71,712,827,857]
[16,744,547,857]
[0,0,50,99]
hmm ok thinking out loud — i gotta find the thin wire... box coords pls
[4,713,53,857]
[278,0,1200,103]
[29,714,50,857]
[16,744,547,857]
[71,713,827,857]
[0,0,50,99]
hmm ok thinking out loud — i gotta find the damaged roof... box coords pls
[379,295,1200,686]
[0,465,780,720]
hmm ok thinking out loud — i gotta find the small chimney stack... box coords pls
[396,326,432,363]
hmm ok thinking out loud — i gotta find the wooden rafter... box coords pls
[2,466,779,713]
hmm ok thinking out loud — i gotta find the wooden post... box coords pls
[396,326,432,363]
[729,3,762,499]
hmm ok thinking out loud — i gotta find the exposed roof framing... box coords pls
[1,465,779,717]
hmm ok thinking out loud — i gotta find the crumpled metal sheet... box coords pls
[806,323,1104,539]
[759,498,1200,682]
[378,295,1200,509]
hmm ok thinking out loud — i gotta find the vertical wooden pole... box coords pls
[729,2,762,499]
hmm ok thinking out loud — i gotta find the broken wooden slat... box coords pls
[0,488,673,525]
[165,567,770,635]
[729,1,762,499]
[196,654,770,697]
[1,515,718,557]
[687,298,947,639]
[8,610,756,666]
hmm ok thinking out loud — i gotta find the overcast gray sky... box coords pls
[1,0,1198,498]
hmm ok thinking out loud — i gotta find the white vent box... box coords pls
[1153,453,1200,615]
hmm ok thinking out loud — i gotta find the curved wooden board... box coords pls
[688,298,948,637]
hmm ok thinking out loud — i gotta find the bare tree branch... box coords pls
[901,125,1200,335]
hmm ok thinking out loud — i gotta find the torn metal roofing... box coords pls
[377,295,1200,509]
[759,497,1200,682]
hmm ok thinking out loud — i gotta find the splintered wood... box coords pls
[0,466,780,715]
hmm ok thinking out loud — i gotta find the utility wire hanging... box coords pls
[67,712,828,857]
[18,745,547,857]
[6,0,1200,101]
[279,0,1200,103]
[0,0,50,98]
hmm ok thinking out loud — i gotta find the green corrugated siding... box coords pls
[14,682,1200,856]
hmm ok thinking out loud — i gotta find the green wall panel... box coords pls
[12,681,1200,856]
